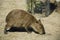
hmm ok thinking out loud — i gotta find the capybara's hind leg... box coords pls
[4,24,11,34]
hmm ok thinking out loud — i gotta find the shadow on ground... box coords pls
[8,27,39,34]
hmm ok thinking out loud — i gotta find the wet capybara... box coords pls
[4,9,45,34]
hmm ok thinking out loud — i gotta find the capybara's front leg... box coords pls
[25,27,31,33]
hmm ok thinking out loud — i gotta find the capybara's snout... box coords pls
[42,30,45,34]
[39,29,45,35]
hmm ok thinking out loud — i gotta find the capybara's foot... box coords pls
[27,31,32,34]
[4,30,8,34]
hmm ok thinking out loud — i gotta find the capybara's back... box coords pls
[4,9,45,34]
[6,9,36,27]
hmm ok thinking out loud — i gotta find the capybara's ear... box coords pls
[39,19,40,21]
[38,19,41,23]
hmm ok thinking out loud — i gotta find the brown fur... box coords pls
[4,9,45,34]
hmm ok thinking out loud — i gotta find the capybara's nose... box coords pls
[42,30,46,35]
[43,31,45,34]
[40,30,46,35]
[40,31,45,35]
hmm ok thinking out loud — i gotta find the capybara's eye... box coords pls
[36,21,38,23]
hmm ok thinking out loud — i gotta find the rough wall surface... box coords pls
[0,0,60,40]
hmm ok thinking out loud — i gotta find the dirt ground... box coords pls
[0,0,60,40]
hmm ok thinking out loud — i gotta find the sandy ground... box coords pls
[0,0,60,40]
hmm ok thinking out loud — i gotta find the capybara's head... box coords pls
[33,19,45,35]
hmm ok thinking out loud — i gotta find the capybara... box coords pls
[4,9,45,34]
